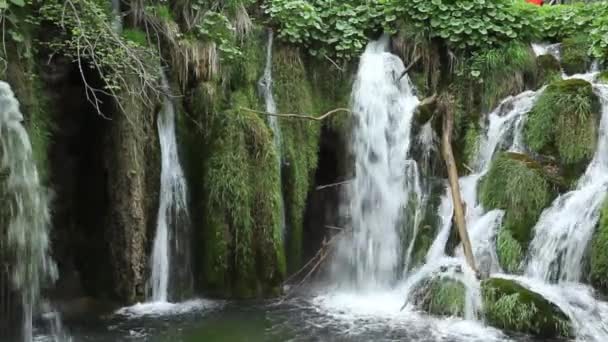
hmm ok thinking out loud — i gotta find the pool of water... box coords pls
[36,291,547,342]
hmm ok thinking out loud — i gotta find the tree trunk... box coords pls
[440,100,477,274]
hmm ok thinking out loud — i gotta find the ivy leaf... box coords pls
[9,0,25,7]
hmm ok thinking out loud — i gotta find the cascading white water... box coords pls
[526,84,608,282]
[333,35,420,288]
[149,74,191,303]
[0,81,58,341]
[259,29,287,238]
[401,88,541,320]
[532,43,562,61]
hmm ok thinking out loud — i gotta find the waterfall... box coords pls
[399,88,540,319]
[258,29,287,238]
[526,84,608,282]
[332,35,420,289]
[0,81,58,341]
[110,0,122,33]
[149,73,192,302]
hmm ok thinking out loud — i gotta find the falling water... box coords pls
[258,29,287,238]
[532,43,562,61]
[333,35,420,289]
[400,88,540,320]
[110,0,122,33]
[0,81,58,341]
[526,84,608,282]
[149,73,192,302]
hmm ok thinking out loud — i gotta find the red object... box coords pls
[526,0,543,5]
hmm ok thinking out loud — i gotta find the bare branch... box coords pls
[316,180,352,191]
[239,107,351,122]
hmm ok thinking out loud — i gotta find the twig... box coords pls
[323,53,344,72]
[239,107,351,121]
[399,55,422,80]
[463,163,474,174]
[325,225,345,231]
[316,179,352,191]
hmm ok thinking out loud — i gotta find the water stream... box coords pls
[526,84,608,282]
[0,81,59,341]
[259,29,287,238]
[149,73,192,303]
[331,35,421,289]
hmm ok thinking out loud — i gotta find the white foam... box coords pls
[114,299,221,318]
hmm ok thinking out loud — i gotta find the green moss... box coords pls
[122,28,148,46]
[535,54,561,87]
[413,277,466,317]
[409,181,445,268]
[472,42,537,112]
[524,78,600,168]
[462,122,480,168]
[561,35,591,75]
[590,196,608,296]
[479,153,557,270]
[183,32,286,298]
[496,229,524,274]
[598,71,608,84]
[5,44,53,184]
[272,46,321,273]
[482,278,572,338]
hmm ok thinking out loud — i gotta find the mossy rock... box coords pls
[561,35,591,75]
[535,54,561,87]
[598,71,608,84]
[408,180,446,268]
[524,78,600,172]
[590,197,608,296]
[411,277,465,317]
[479,153,558,272]
[482,278,572,339]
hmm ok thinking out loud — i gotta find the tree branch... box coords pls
[239,107,351,121]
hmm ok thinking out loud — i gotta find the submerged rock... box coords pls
[481,278,572,339]
[411,276,465,317]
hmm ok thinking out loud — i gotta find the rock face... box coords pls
[104,95,160,303]
[481,278,572,339]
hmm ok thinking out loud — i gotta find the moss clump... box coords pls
[535,54,561,87]
[479,153,557,271]
[482,278,572,338]
[183,31,286,298]
[122,28,148,46]
[412,277,466,317]
[272,46,322,273]
[471,42,537,112]
[561,35,591,75]
[202,105,286,299]
[496,229,524,274]
[598,71,608,84]
[524,79,600,169]
[590,197,608,296]
[409,181,445,268]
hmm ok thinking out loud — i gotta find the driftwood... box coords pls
[439,94,478,274]
[240,107,351,121]
[281,227,348,300]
